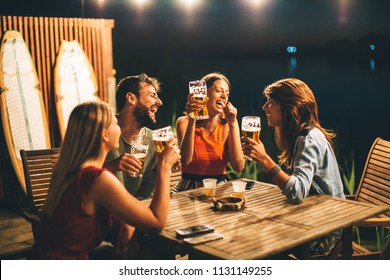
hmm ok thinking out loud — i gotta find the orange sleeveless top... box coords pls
[182,121,228,176]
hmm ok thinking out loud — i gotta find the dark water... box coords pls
[115,51,390,182]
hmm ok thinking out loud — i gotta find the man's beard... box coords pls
[134,103,156,127]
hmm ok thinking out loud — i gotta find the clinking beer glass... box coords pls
[188,80,209,120]
[152,126,174,153]
[130,136,150,177]
[241,116,261,141]
[152,126,181,172]
[241,116,261,160]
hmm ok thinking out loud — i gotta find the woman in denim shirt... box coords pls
[242,78,345,256]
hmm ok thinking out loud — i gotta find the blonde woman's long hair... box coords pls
[264,78,335,168]
[44,101,113,217]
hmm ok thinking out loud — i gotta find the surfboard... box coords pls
[0,30,51,193]
[54,40,100,139]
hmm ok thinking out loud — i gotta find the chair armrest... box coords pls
[345,194,356,200]
[356,217,390,227]
[20,209,39,225]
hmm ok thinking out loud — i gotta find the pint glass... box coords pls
[152,126,174,153]
[130,136,150,177]
[241,116,261,141]
[152,126,181,172]
[188,80,209,120]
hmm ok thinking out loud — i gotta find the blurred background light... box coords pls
[241,0,270,10]
[129,0,153,10]
[175,0,205,11]
[132,0,152,8]
[287,46,297,53]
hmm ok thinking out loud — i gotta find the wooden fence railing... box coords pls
[0,15,115,205]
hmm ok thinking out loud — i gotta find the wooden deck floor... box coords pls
[0,207,34,259]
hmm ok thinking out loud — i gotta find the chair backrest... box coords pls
[355,138,390,216]
[20,148,60,214]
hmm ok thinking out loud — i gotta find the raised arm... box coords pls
[92,142,180,232]
[176,116,196,164]
[224,102,245,172]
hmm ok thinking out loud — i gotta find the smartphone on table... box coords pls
[175,224,215,238]
[245,181,255,190]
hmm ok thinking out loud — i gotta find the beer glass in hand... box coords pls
[130,136,150,177]
[241,116,261,160]
[152,126,174,153]
[188,80,209,120]
[152,126,181,172]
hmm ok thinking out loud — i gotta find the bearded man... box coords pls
[104,73,163,200]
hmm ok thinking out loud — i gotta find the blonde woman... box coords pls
[30,101,180,259]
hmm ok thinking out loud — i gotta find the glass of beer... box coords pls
[241,116,261,161]
[152,126,174,153]
[188,80,209,120]
[241,116,261,141]
[232,180,246,198]
[152,126,181,172]
[130,136,150,177]
[203,178,217,197]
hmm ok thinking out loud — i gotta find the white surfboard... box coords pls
[0,30,51,193]
[54,40,99,139]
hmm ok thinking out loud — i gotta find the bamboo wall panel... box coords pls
[0,16,115,203]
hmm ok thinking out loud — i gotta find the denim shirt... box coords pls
[282,127,345,204]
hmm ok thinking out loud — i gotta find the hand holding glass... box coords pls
[152,126,181,172]
[130,137,150,177]
[188,80,209,120]
[152,126,174,153]
[241,116,261,161]
[241,116,261,141]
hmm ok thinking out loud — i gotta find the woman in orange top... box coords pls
[173,72,245,192]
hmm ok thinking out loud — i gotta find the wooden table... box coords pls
[149,179,388,260]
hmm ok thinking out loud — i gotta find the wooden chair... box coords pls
[327,137,390,259]
[20,148,114,258]
[20,148,60,238]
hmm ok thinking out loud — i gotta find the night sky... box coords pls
[2,0,390,177]
[2,0,390,77]
[2,0,390,48]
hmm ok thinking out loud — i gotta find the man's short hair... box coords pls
[115,73,161,112]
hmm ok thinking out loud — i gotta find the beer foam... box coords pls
[132,153,146,159]
[153,136,170,141]
[242,127,261,132]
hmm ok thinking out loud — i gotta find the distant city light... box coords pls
[370,58,376,72]
[370,44,375,51]
[287,46,297,53]
[288,57,297,73]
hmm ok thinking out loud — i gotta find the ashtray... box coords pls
[212,197,246,211]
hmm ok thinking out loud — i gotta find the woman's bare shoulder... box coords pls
[176,116,190,126]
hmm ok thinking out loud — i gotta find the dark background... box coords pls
[2,0,390,186]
